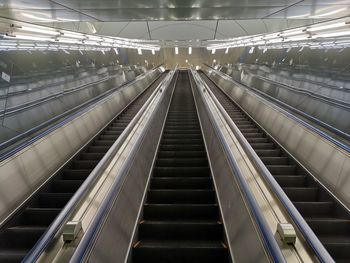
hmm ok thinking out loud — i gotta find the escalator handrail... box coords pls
[255,65,350,91]
[0,66,157,116]
[203,64,350,152]
[68,69,177,263]
[243,69,350,108]
[191,70,286,263]
[195,71,335,263]
[0,71,123,116]
[0,66,163,161]
[22,69,173,263]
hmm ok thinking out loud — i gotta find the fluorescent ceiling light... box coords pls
[87,35,102,41]
[57,38,82,44]
[311,7,347,18]
[175,47,179,55]
[314,30,350,38]
[152,49,155,55]
[138,48,142,55]
[211,49,216,54]
[225,47,229,54]
[61,32,86,39]
[188,46,192,55]
[308,21,347,32]
[6,34,53,41]
[84,40,100,46]
[113,48,119,55]
[280,29,305,37]
[19,26,59,35]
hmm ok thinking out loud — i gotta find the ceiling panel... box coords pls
[267,4,350,19]
[96,22,130,36]
[0,0,348,42]
[148,21,217,40]
[116,22,150,39]
[217,20,252,38]
[0,9,94,22]
[0,0,348,22]
[47,0,301,10]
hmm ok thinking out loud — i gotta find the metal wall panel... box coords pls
[0,68,162,224]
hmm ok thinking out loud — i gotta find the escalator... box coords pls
[132,71,230,263]
[200,72,350,263]
[0,73,167,263]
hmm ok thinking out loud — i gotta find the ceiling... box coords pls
[0,0,349,41]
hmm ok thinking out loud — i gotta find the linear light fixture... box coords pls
[206,17,350,51]
[188,46,192,54]
[175,47,179,55]
[18,25,59,35]
[307,21,347,32]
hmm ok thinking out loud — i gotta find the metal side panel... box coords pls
[191,75,270,263]
[0,69,163,224]
[75,72,176,263]
[240,71,350,134]
[0,69,154,144]
[202,66,350,211]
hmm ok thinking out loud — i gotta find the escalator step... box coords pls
[255,149,281,157]
[62,169,91,180]
[294,201,333,217]
[151,177,212,189]
[133,241,228,263]
[94,140,115,146]
[250,143,275,150]
[0,250,27,263]
[52,180,84,193]
[87,146,110,153]
[147,190,215,204]
[156,158,208,167]
[153,167,210,177]
[274,175,306,187]
[243,132,265,138]
[72,160,99,169]
[19,208,61,226]
[158,151,206,158]
[163,129,201,134]
[159,144,205,151]
[267,165,296,174]
[100,135,119,141]
[138,221,223,240]
[283,187,319,201]
[260,157,288,165]
[104,131,122,136]
[80,152,105,160]
[38,193,74,208]
[163,134,202,139]
[246,137,269,143]
[143,204,219,220]
[323,243,350,263]
[0,226,46,249]
[306,218,350,236]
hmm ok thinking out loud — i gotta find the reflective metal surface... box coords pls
[0,68,161,225]
[0,1,349,43]
[1,0,349,22]
[202,65,350,212]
